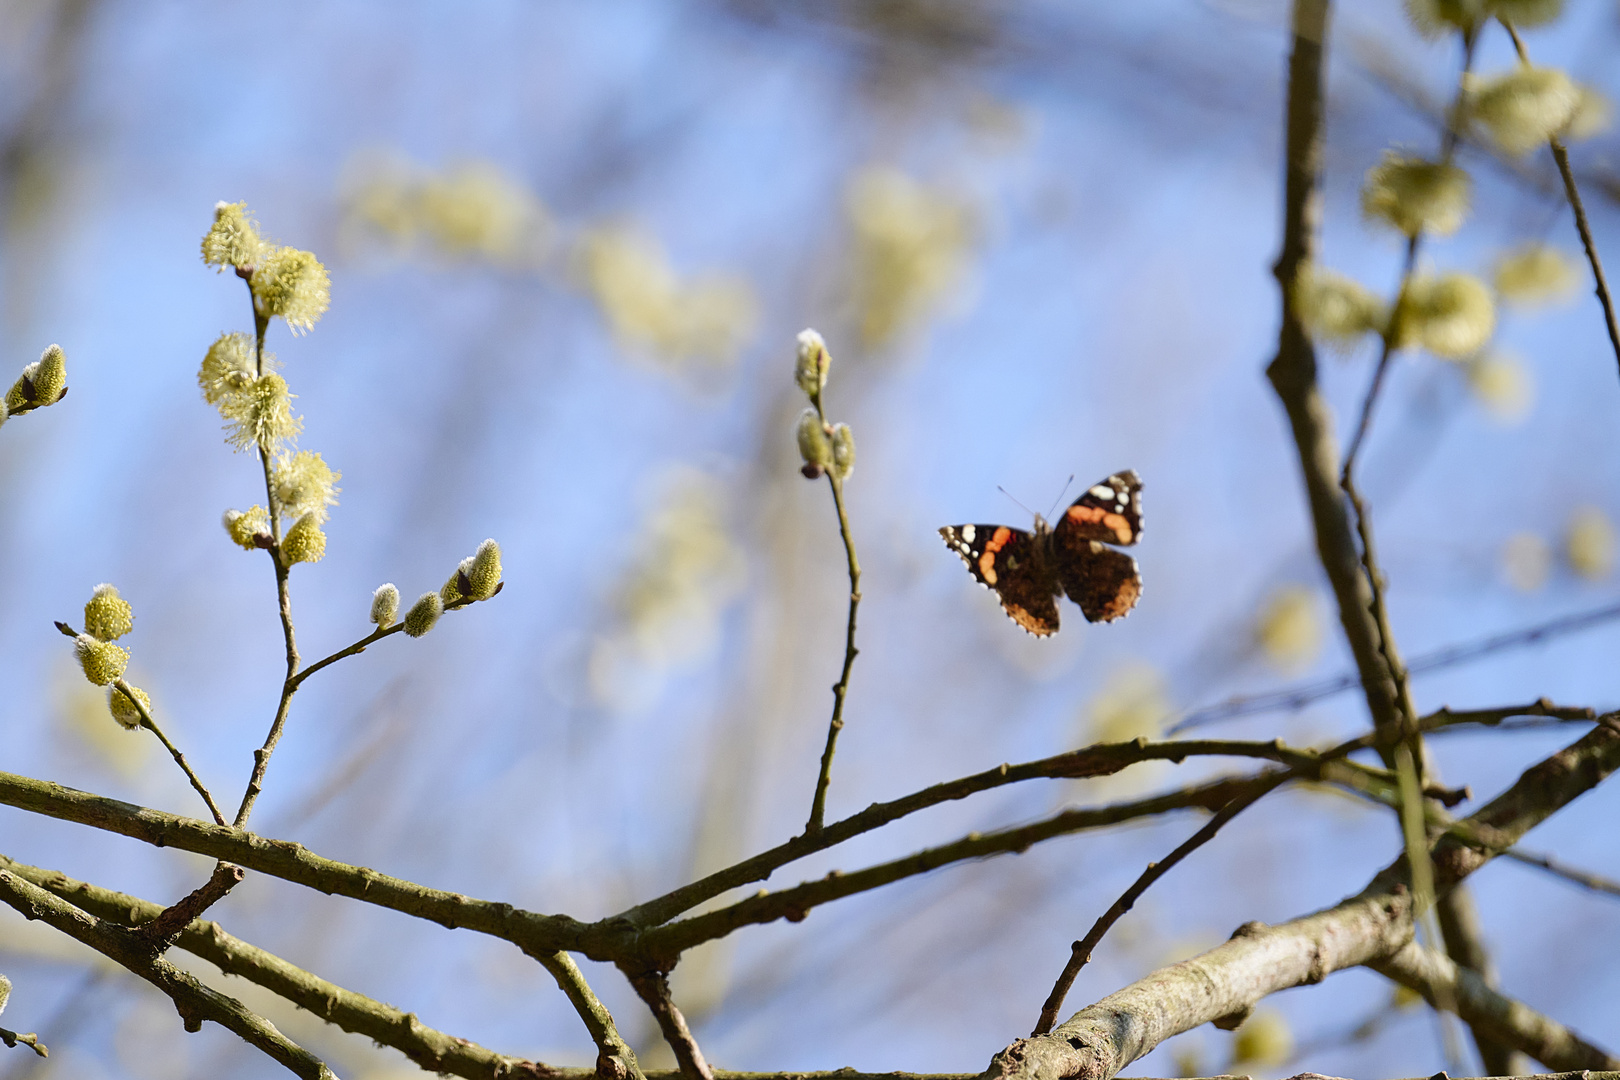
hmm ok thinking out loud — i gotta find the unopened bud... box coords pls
[75,633,130,686]
[795,329,830,398]
[796,408,833,478]
[371,583,400,627]
[831,423,855,481]
[280,513,327,566]
[31,345,66,404]
[83,584,134,642]
[108,683,152,730]
[404,592,444,637]
[441,557,474,605]
[4,362,39,412]
[468,538,503,600]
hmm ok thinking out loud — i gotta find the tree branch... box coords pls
[0,851,561,1079]
[982,721,1620,1080]
[536,951,645,1080]
[1373,940,1618,1069]
[0,770,598,957]
[624,967,713,1080]
[1030,777,1284,1035]
[0,869,337,1080]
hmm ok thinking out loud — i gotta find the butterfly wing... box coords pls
[939,523,1061,636]
[1055,540,1142,623]
[1053,470,1142,548]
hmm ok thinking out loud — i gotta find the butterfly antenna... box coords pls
[1046,474,1075,520]
[996,485,1039,519]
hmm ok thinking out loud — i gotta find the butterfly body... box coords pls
[940,471,1143,636]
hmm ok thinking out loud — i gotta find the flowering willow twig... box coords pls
[797,331,862,835]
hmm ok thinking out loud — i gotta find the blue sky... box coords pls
[1,2,1618,1077]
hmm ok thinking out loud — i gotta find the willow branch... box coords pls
[0,869,336,1080]
[536,951,644,1080]
[619,707,1523,932]
[634,751,1455,965]
[0,769,599,958]
[623,968,713,1080]
[806,384,862,834]
[1373,940,1619,1069]
[1166,597,1620,734]
[0,1028,47,1057]
[1030,776,1285,1035]
[1502,846,1620,898]
[234,277,299,832]
[110,678,227,827]
[0,852,559,1080]
[984,721,1620,1080]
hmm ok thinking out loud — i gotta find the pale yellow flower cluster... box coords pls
[576,225,758,369]
[1254,585,1323,673]
[588,470,746,709]
[343,154,552,265]
[847,166,976,347]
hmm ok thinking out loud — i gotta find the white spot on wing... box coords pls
[961,524,976,543]
[1089,486,1113,500]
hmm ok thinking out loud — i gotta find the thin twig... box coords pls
[1030,777,1285,1035]
[0,1030,46,1058]
[536,951,645,1080]
[1502,846,1620,898]
[112,679,227,827]
[623,968,713,1080]
[806,384,862,834]
[1500,19,1620,380]
[1341,32,1477,483]
[235,278,300,831]
[1165,601,1620,733]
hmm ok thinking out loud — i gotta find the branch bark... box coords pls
[0,852,561,1080]
[0,869,337,1080]
[981,721,1620,1080]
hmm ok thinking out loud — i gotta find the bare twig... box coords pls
[111,678,227,827]
[1030,777,1284,1035]
[1502,846,1620,898]
[1500,19,1620,380]
[133,861,244,947]
[806,384,862,834]
[623,968,713,1080]
[536,951,645,1080]
[1166,602,1620,734]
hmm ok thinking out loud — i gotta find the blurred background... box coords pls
[1,1,1618,1077]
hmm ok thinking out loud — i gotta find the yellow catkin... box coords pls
[83,584,134,642]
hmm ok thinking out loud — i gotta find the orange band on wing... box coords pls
[978,525,1013,585]
[1067,504,1133,544]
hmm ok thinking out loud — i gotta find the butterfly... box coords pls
[939,470,1143,636]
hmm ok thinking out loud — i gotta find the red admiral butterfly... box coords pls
[940,471,1142,636]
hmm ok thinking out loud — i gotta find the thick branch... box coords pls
[0,869,336,1080]
[537,951,644,1080]
[0,852,559,1079]
[982,721,1620,1080]
[0,770,599,957]
[1373,940,1617,1069]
